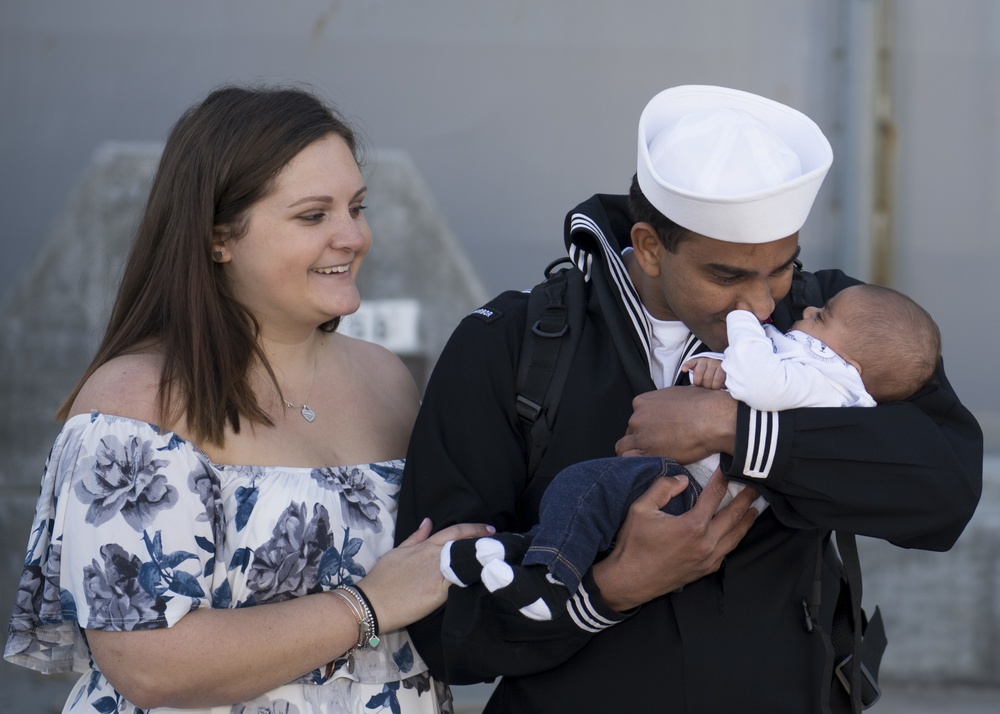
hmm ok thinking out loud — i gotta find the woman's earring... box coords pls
[212,251,224,262]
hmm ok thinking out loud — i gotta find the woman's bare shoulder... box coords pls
[68,351,165,424]
[335,335,420,456]
[337,334,419,396]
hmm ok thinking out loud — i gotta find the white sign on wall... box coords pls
[339,298,421,354]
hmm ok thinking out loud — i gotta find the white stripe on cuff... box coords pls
[744,408,779,478]
[567,583,619,633]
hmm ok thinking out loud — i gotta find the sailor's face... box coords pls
[650,232,799,351]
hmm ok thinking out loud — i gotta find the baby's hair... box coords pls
[840,284,940,402]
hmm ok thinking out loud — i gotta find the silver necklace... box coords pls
[284,399,316,423]
[281,348,319,423]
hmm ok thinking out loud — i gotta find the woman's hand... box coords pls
[85,517,493,709]
[358,518,495,633]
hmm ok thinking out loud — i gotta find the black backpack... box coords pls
[514,258,886,714]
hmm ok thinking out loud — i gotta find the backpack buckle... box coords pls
[801,597,815,632]
[834,655,882,709]
[516,395,543,424]
[532,319,569,338]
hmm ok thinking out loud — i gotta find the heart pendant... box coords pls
[301,406,316,422]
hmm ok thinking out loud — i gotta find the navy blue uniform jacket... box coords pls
[396,194,983,713]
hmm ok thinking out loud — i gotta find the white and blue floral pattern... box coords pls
[4,412,452,714]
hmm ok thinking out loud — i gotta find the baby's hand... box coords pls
[682,357,727,390]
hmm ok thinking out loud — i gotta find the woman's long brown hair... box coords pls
[56,85,363,445]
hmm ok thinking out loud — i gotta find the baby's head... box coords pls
[792,284,940,402]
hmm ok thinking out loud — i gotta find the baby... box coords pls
[442,283,941,621]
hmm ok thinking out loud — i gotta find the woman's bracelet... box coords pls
[329,585,380,676]
[334,585,380,649]
[333,585,380,651]
[331,588,368,652]
[351,584,380,642]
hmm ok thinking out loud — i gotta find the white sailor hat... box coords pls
[636,85,833,244]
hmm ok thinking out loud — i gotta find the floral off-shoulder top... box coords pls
[4,412,451,714]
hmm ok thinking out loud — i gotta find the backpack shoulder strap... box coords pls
[805,531,887,714]
[834,532,887,713]
[515,257,586,479]
[791,264,886,711]
[791,260,824,314]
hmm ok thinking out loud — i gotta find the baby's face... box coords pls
[790,287,864,362]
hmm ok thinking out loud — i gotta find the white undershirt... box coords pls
[642,305,692,390]
[640,305,765,512]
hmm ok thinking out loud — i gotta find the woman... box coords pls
[4,85,492,713]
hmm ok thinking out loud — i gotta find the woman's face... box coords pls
[220,134,371,338]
